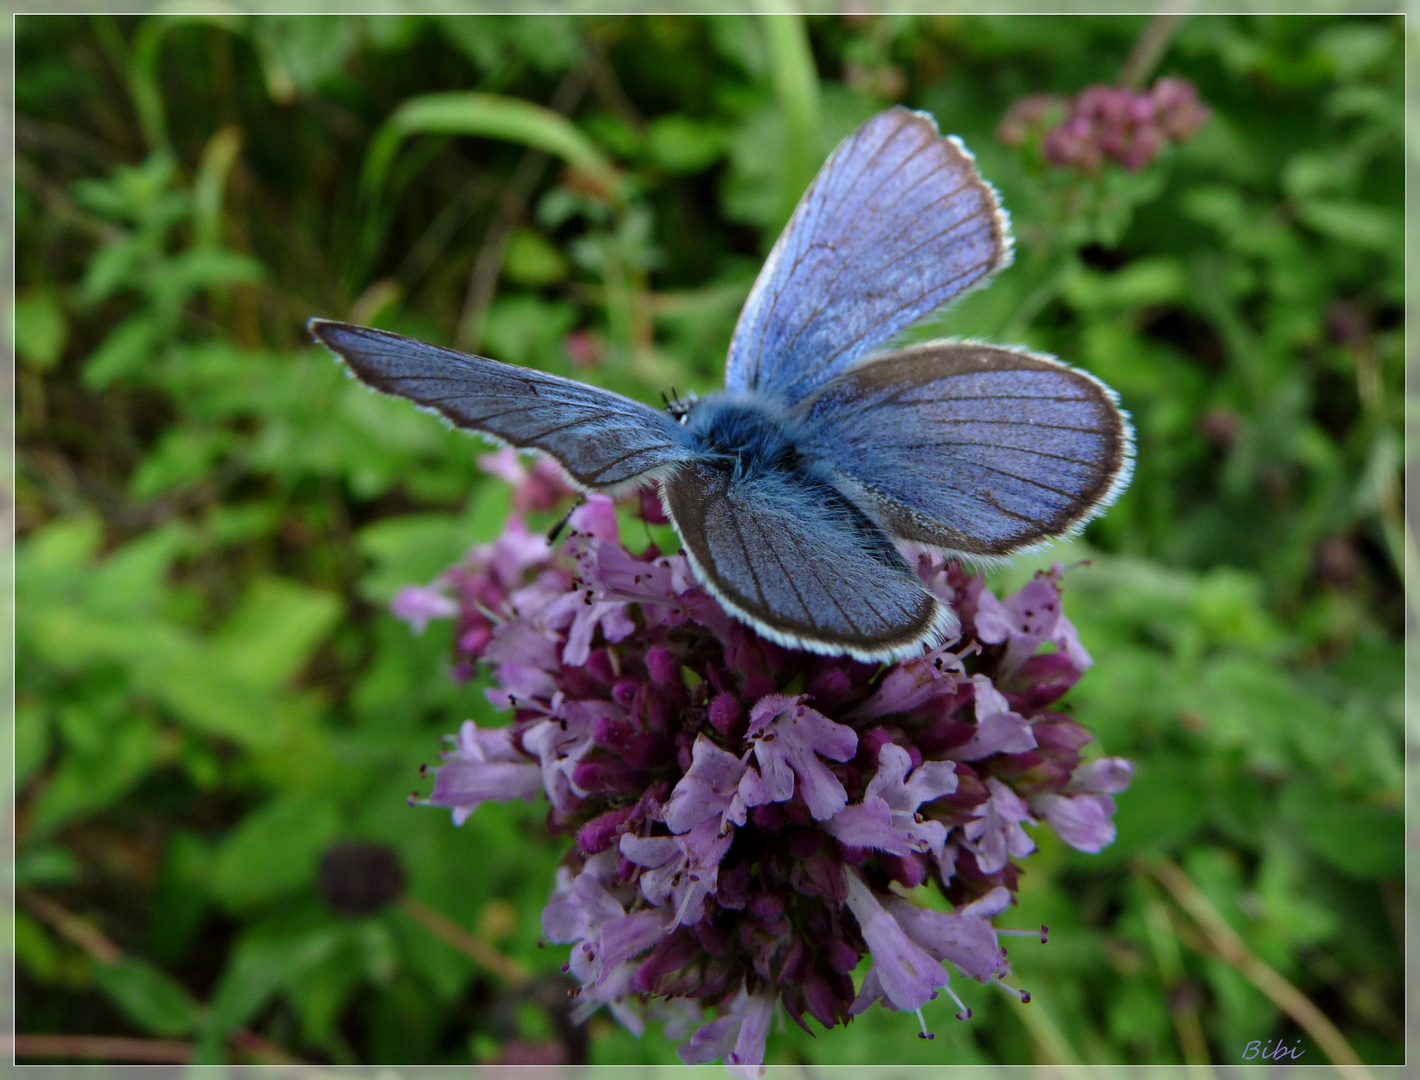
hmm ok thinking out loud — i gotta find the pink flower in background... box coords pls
[999,76,1209,172]
[395,483,1129,1071]
[563,328,605,369]
[477,446,576,513]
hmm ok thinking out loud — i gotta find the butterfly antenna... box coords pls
[546,496,586,545]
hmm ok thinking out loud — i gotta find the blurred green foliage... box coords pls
[15,10,1402,1068]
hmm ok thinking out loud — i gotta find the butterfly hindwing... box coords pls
[310,320,696,491]
[725,107,1012,405]
[660,460,953,661]
[793,341,1134,557]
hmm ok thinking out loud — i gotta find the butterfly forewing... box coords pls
[660,461,952,661]
[725,107,1012,405]
[310,321,696,491]
[794,342,1133,556]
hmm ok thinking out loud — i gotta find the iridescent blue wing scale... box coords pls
[660,461,954,661]
[725,107,1011,405]
[794,341,1134,557]
[310,320,696,491]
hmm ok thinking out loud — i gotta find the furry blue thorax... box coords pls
[680,393,810,479]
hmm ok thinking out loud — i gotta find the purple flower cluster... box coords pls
[396,469,1130,1073]
[998,77,1209,172]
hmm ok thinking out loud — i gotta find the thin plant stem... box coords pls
[456,69,589,350]
[1138,874,1216,1075]
[1141,858,1374,1080]
[18,889,302,1066]
[1119,1,1192,91]
[10,1034,194,1063]
[19,888,122,964]
[399,895,531,986]
[1007,982,1082,1068]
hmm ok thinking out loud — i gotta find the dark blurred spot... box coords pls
[844,61,907,101]
[1195,407,1241,450]
[1371,302,1403,334]
[1324,301,1368,345]
[1259,466,1291,507]
[1143,308,1227,370]
[1079,243,1128,271]
[1312,365,1360,440]
[1178,709,1208,733]
[1169,977,1204,1011]
[318,841,406,917]
[1315,535,1363,591]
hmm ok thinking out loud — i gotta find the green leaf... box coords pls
[77,235,153,305]
[198,938,290,1057]
[357,485,510,604]
[18,515,103,575]
[645,116,729,174]
[501,228,569,287]
[15,702,51,788]
[208,578,342,691]
[250,14,360,96]
[481,294,578,370]
[1061,257,1187,311]
[83,313,164,388]
[198,923,346,1059]
[1280,785,1402,879]
[146,247,266,315]
[72,150,179,223]
[14,845,81,886]
[1297,199,1402,255]
[208,793,342,910]
[1312,22,1395,78]
[14,290,68,370]
[27,716,161,836]
[284,936,366,1046]
[1107,758,1208,858]
[361,91,624,208]
[91,956,203,1037]
[758,6,821,225]
[130,427,235,499]
[1184,656,1330,772]
[14,913,61,982]
[145,831,213,963]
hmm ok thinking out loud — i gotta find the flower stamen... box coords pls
[997,980,1031,1005]
[915,1007,935,1040]
[998,924,1049,945]
[943,984,972,1021]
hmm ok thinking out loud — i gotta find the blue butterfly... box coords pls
[311,107,1133,662]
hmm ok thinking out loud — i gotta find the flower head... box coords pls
[1000,77,1210,173]
[400,487,1129,1069]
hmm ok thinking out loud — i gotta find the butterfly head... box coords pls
[663,388,700,424]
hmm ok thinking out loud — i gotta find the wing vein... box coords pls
[889,440,1103,467]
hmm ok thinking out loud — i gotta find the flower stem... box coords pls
[1118,2,1191,91]
[399,896,531,986]
[9,1035,194,1063]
